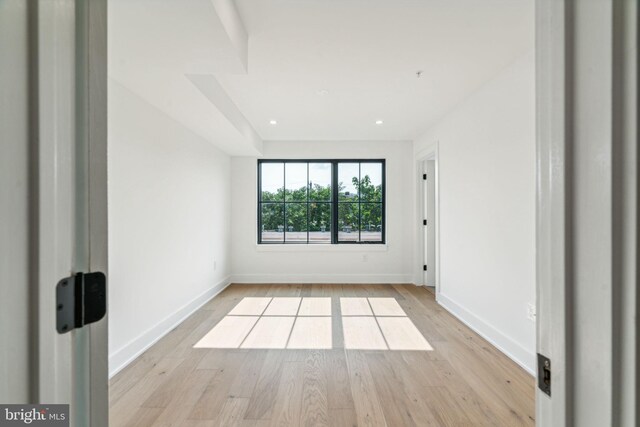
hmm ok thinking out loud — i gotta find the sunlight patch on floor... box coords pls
[377,317,433,350]
[228,297,272,315]
[241,316,295,349]
[368,297,406,316]
[340,297,373,315]
[193,296,432,351]
[342,316,388,350]
[298,297,332,316]
[288,317,333,349]
[194,315,258,348]
[263,297,301,316]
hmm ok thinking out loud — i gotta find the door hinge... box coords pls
[537,353,551,396]
[423,219,427,226]
[56,272,107,334]
[423,265,427,271]
[423,173,427,180]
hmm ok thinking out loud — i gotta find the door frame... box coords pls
[415,142,440,296]
[78,0,109,424]
[31,0,108,425]
[535,0,637,425]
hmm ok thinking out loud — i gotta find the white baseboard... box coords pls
[436,292,536,376]
[108,276,231,378]
[230,273,414,284]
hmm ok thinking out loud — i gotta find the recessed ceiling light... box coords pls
[269,120,278,125]
[316,89,329,96]
[375,120,384,125]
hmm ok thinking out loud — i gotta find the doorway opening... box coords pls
[423,159,436,290]
[417,145,439,294]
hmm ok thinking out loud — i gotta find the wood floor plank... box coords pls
[237,420,271,427]
[437,341,535,426]
[288,317,332,350]
[123,406,164,427]
[342,317,387,350]
[110,358,184,427]
[142,328,191,361]
[377,316,433,350]
[298,297,332,316]
[427,355,505,425]
[195,316,259,349]
[241,317,295,349]
[244,350,287,420]
[300,351,330,427]
[421,386,475,427]
[264,297,301,316]
[397,350,444,387]
[340,297,373,315]
[344,351,387,427]
[111,284,535,427]
[142,350,206,408]
[368,297,405,316]
[309,283,326,297]
[268,361,304,427]
[217,397,251,426]
[396,285,534,395]
[110,355,161,406]
[165,331,216,360]
[404,312,447,343]
[269,283,302,297]
[331,295,345,349]
[229,350,269,398]
[329,408,358,427]
[384,351,473,426]
[365,352,440,426]
[196,348,233,370]
[326,350,355,410]
[283,349,310,362]
[189,352,249,420]
[150,369,218,426]
[229,297,272,316]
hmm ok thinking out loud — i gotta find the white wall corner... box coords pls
[437,293,536,375]
[108,276,231,378]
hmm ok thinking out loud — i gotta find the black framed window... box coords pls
[258,160,385,244]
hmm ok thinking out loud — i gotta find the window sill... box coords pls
[255,244,389,253]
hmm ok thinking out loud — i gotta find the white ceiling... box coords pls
[109,0,534,154]
[222,0,534,141]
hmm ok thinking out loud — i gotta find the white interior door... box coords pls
[422,162,429,285]
[424,160,436,287]
[0,1,108,425]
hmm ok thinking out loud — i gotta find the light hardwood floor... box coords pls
[110,284,535,426]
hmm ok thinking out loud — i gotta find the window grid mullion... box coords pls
[257,162,262,243]
[307,162,309,244]
[259,159,384,245]
[331,161,339,245]
[283,163,287,242]
[358,162,362,243]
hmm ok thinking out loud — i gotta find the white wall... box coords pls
[108,81,232,376]
[414,51,536,372]
[231,140,414,283]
